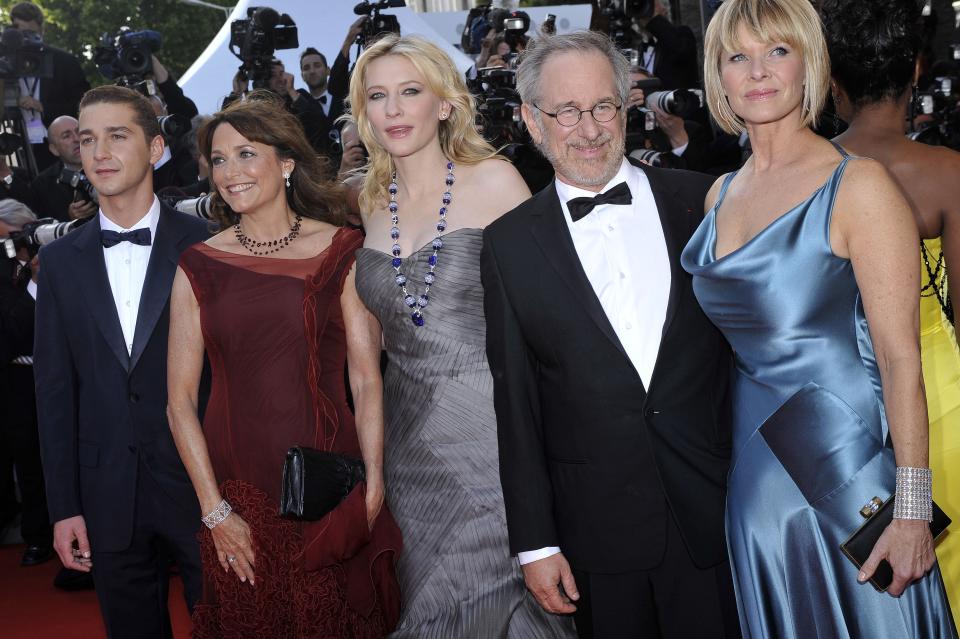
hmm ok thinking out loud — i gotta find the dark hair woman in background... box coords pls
[823,0,960,625]
[166,94,401,637]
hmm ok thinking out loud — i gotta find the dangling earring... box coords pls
[283,172,291,187]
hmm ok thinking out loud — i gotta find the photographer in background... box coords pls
[29,116,95,222]
[633,0,699,90]
[150,95,200,191]
[147,54,198,121]
[0,151,35,210]
[297,45,350,161]
[8,2,91,173]
[0,199,52,568]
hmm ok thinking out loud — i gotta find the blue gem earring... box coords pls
[389,161,454,326]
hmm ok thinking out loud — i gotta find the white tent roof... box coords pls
[179,0,475,115]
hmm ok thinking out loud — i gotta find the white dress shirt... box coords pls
[517,158,672,566]
[314,90,332,117]
[100,197,160,355]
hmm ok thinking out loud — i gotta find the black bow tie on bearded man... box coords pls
[566,181,633,222]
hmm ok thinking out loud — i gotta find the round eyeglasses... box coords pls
[532,101,622,127]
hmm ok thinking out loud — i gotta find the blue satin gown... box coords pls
[681,147,958,638]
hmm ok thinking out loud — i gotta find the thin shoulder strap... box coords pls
[829,140,850,159]
[712,171,738,211]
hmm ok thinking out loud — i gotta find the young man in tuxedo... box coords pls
[34,85,208,638]
[481,31,740,638]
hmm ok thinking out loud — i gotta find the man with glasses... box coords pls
[481,30,740,638]
[7,2,90,174]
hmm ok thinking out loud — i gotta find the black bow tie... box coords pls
[100,228,152,248]
[566,181,633,222]
[317,94,328,105]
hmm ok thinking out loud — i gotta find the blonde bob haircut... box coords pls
[346,34,500,213]
[703,0,830,134]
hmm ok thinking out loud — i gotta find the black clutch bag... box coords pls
[279,446,365,521]
[840,495,951,592]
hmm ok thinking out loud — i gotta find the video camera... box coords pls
[229,6,299,90]
[0,26,53,80]
[353,1,404,48]
[2,216,90,259]
[94,29,162,83]
[470,67,523,145]
[461,6,532,54]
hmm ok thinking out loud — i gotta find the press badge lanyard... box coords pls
[19,77,46,144]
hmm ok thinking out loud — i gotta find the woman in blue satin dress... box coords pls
[681,0,957,636]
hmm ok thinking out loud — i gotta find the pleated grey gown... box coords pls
[355,228,575,639]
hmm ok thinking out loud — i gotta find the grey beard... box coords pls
[535,135,626,188]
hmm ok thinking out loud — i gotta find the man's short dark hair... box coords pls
[299,47,327,67]
[79,85,162,144]
[10,2,44,26]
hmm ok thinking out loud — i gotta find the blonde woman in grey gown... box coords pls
[345,35,576,638]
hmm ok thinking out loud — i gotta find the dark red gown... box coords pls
[178,227,401,638]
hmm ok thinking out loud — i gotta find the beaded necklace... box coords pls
[389,161,454,326]
[234,214,302,256]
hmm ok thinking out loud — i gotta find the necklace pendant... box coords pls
[411,312,425,327]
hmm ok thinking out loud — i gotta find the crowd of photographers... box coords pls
[1,0,959,597]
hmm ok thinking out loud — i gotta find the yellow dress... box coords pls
[922,237,960,627]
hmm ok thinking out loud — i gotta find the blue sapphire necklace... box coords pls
[389,161,454,326]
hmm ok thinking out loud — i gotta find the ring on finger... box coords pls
[227,555,237,563]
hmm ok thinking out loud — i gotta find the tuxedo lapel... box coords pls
[640,163,690,341]
[129,208,181,372]
[527,184,633,367]
[72,217,130,372]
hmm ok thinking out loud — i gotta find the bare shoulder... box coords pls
[458,157,532,228]
[835,157,903,214]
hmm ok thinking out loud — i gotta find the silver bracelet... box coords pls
[201,499,232,529]
[893,467,933,522]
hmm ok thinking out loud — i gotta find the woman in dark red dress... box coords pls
[166,94,401,638]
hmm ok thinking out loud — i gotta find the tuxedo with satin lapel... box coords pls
[481,159,733,575]
[34,204,208,637]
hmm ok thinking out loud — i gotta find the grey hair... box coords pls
[0,198,37,229]
[516,30,632,112]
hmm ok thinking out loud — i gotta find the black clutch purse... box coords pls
[840,495,951,592]
[279,446,365,521]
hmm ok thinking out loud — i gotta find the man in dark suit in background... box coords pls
[34,85,207,638]
[8,2,90,173]
[481,31,739,638]
[29,115,95,222]
[0,199,52,567]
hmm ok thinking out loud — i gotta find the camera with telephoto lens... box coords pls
[2,216,90,259]
[0,132,23,156]
[94,29,162,82]
[157,113,191,139]
[354,1,404,48]
[229,6,299,90]
[0,26,53,80]
[646,88,705,119]
[57,167,99,205]
[172,193,215,220]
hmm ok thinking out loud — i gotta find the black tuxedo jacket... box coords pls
[38,46,91,128]
[34,204,209,552]
[481,160,732,573]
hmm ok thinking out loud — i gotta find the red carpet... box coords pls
[0,544,192,638]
